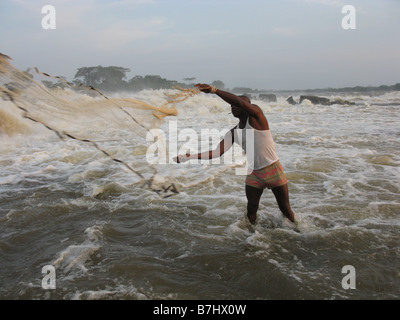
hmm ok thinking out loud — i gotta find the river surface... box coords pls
[1,84,399,299]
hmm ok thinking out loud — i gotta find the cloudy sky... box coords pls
[1,0,399,90]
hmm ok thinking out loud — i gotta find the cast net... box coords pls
[0,53,200,197]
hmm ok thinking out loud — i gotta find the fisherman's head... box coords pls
[231,95,251,118]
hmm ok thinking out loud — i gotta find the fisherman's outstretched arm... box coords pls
[174,130,233,163]
[195,84,262,117]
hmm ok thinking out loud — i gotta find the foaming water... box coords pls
[1,68,400,299]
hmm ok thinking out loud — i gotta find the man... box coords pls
[175,84,296,226]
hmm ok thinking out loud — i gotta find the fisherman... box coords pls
[174,84,296,226]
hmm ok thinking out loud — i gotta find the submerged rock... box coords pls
[287,95,355,106]
[259,93,277,102]
[300,95,331,105]
[286,96,297,105]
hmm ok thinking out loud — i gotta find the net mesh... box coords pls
[0,53,200,197]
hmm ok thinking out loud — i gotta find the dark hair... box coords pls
[238,95,251,103]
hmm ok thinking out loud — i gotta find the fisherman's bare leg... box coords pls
[271,184,296,222]
[245,185,264,224]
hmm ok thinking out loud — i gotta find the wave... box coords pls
[0,106,32,135]
[0,53,201,198]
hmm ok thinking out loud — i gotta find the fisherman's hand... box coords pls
[173,154,192,163]
[195,84,217,94]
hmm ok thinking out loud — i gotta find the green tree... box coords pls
[128,74,179,91]
[74,66,130,91]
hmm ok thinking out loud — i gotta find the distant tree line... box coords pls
[68,65,226,93]
[40,64,400,94]
[232,84,400,94]
[281,83,400,94]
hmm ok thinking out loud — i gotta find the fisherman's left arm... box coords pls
[195,84,263,117]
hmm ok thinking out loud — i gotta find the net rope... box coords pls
[0,53,200,198]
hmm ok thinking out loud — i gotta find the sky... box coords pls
[1,0,399,90]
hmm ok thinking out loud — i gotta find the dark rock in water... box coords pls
[259,94,277,102]
[329,98,355,105]
[300,95,331,105]
[287,96,297,105]
[287,95,355,106]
